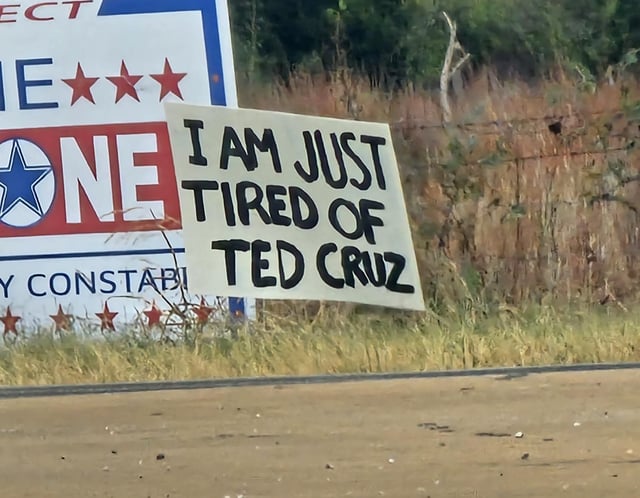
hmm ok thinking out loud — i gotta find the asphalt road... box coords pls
[2,361,640,399]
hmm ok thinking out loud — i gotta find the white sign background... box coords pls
[165,103,426,311]
[0,0,254,328]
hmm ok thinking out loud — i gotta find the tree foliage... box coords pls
[228,0,640,86]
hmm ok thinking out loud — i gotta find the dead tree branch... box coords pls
[440,11,471,124]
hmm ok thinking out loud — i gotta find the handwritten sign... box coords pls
[164,103,425,311]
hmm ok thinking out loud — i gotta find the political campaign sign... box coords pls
[0,0,254,333]
[164,103,426,312]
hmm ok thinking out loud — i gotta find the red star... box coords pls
[96,302,118,332]
[50,305,73,332]
[107,61,143,103]
[193,298,213,325]
[0,307,20,337]
[62,63,99,105]
[150,58,187,101]
[143,302,163,327]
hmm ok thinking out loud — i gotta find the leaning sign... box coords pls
[164,103,426,311]
[0,0,253,332]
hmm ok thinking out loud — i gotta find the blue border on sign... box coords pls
[0,248,185,263]
[98,0,228,106]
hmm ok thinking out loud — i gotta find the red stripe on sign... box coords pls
[0,122,182,238]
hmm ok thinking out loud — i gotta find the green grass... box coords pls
[1,304,639,386]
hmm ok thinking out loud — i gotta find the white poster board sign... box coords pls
[164,103,425,311]
[0,0,254,334]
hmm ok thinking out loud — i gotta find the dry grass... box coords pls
[1,305,640,386]
[240,68,640,307]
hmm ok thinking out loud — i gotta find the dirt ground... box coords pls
[1,370,640,498]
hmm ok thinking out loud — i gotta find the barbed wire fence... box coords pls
[389,104,640,198]
[388,106,636,131]
[388,104,640,306]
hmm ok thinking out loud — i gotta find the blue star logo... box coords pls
[0,139,52,219]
